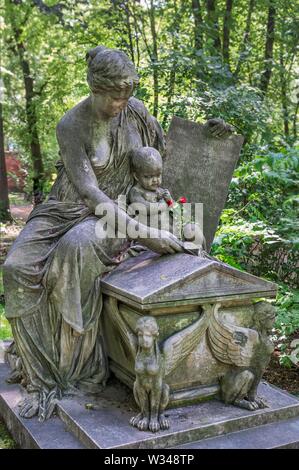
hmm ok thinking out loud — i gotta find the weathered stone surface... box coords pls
[2,45,183,421]
[56,381,299,449]
[177,416,299,449]
[103,301,274,395]
[104,301,226,393]
[101,251,277,308]
[1,44,282,446]
[102,250,277,403]
[0,361,84,449]
[2,357,299,449]
[163,116,244,250]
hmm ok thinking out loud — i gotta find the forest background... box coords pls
[0,0,298,373]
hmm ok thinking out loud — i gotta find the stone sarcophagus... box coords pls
[101,250,277,410]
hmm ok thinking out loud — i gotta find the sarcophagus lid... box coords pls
[101,251,277,310]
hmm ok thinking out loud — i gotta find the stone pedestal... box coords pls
[1,358,299,449]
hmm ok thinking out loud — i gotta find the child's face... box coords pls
[135,164,162,191]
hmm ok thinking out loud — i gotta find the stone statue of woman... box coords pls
[3,46,231,420]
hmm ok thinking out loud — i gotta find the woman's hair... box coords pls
[86,46,139,93]
[130,147,162,174]
[135,316,159,337]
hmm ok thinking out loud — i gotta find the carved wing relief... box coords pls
[162,304,215,377]
[207,304,259,367]
[105,297,137,360]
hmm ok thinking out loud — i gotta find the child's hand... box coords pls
[156,188,164,200]
[160,189,172,201]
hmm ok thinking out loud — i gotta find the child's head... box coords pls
[130,147,162,191]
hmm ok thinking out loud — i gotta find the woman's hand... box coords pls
[137,226,184,255]
[204,118,235,138]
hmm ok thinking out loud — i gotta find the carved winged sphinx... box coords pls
[207,302,275,411]
[106,298,215,432]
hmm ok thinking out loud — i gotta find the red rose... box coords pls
[179,197,187,204]
[166,199,174,207]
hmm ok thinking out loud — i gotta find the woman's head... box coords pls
[253,301,275,332]
[86,46,139,94]
[135,316,159,350]
[86,46,139,118]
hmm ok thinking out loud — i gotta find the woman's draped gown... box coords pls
[3,97,164,419]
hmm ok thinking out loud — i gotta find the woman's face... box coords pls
[138,328,155,350]
[92,87,132,118]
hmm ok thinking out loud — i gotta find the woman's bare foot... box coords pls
[18,393,39,418]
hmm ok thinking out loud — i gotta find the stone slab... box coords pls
[176,416,299,449]
[1,353,299,449]
[56,380,299,449]
[163,116,244,251]
[0,361,84,449]
[2,341,298,450]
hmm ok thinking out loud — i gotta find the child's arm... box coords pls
[128,187,168,215]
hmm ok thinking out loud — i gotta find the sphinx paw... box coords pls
[137,417,149,431]
[234,398,258,411]
[159,415,170,430]
[252,396,268,409]
[130,413,143,428]
[149,418,160,433]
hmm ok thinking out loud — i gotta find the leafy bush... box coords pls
[273,286,299,368]
[213,146,299,284]
[212,146,299,368]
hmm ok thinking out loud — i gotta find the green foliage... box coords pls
[275,286,299,338]
[0,268,11,340]
[0,302,11,341]
[273,286,299,368]
[0,0,298,368]
[0,244,10,337]
[212,144,299,369]
[0,421,16,449]
[1,0,298,183]
[213,146,299,285]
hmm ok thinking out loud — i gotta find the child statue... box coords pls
[128,146,206,253]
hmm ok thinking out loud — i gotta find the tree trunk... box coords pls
[293,100,298,140]
[234,0,255,78]
[7,0,44,204]
[260,1,276,95]
[206,0,221,53]
[222,0,233,67]
[192,0,203,51]
[112,0,135,63]
[16,39,44,204]
[162,0,184,128]
[279,44,289,139]
[149,0,159,118]
[131,1,141,67]
[0,103,12,222]
[124,1,135,64]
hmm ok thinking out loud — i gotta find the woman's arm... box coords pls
[56,119,182,254]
